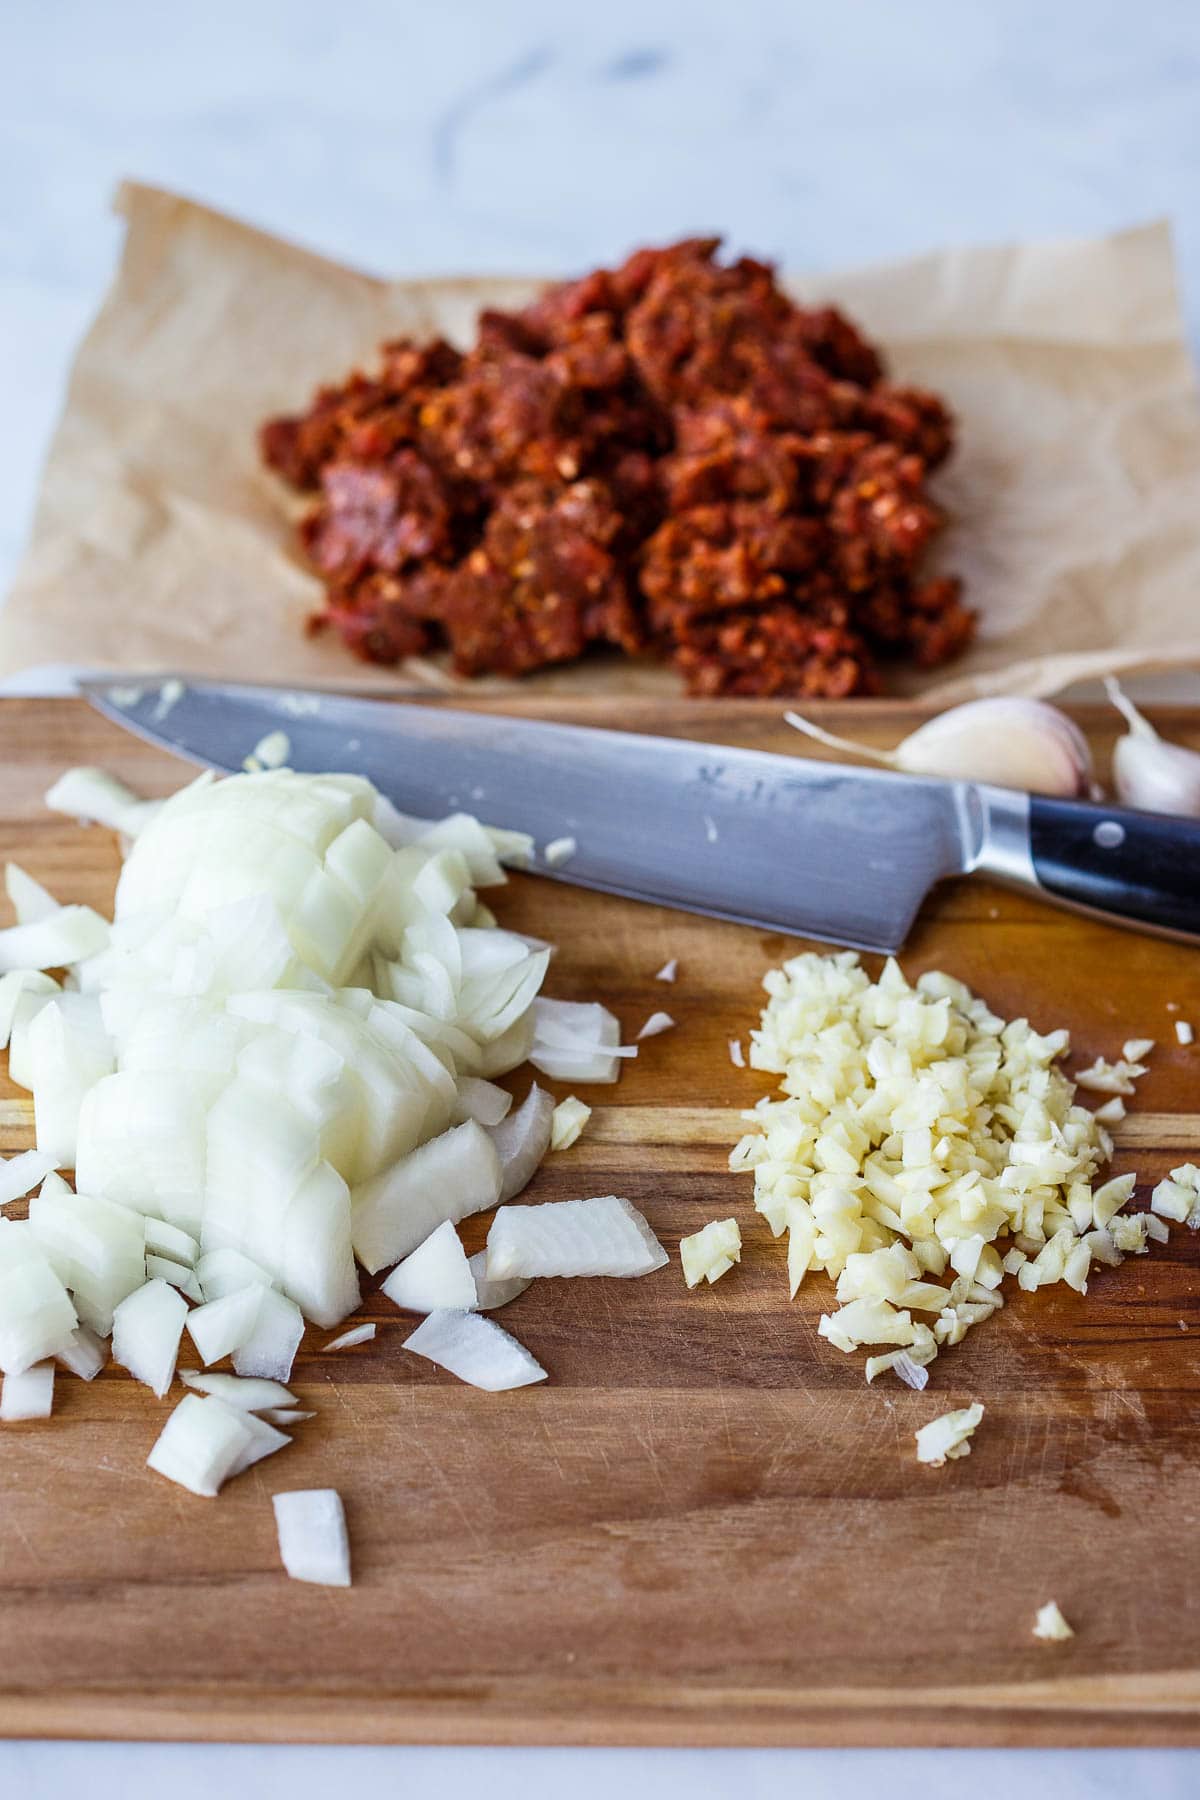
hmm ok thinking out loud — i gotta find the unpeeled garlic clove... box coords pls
[785,697,1093,797]
[1107,678,1200,817]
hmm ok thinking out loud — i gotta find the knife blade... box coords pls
[79,676,1200,951]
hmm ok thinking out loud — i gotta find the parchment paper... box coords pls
[5,181,1200,701]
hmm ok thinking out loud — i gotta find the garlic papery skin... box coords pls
[1106,679,1200,818]
[785,697,1093,797]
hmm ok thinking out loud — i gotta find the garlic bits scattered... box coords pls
[1106,678,1200,817]
[729,952,1160,1385]
[785,698,1093,797]
[915,1402,984,1467]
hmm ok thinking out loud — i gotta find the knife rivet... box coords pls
[1093,821,1125,850]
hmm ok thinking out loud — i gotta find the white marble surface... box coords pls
[3,0,1200,1791]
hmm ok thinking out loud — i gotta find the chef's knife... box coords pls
[80,676,1200,953]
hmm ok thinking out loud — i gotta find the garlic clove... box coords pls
[1106,679,1200,818]
[786,697,1092,798]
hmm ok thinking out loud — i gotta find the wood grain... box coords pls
[1,696,1200,1748]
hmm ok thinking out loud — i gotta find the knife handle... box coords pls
[1023,795,1200,941]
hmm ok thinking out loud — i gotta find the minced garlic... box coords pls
[550,1095,591,1153]
[680,1218,742,1288]
[915,1402,984,1466]
[728,952,1149,1381]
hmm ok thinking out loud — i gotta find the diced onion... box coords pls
[6,863,60,925]
[111,1278,188,1397]
[637,1011,675,1041]
[0,1149,59,1209]
[146,1392,255,1497]
[322,1323,375,1351]
[352,1121,502,1274]
[179,1370,296,1411]
[56,1324,108,1381]
[1,1361,55,1420]
[44,767,161,839]
[381,1220,477,1313]
[231,1288,305,1382]
[467,1250,530,1312]
[487,1195,668,1280]
[489,1084,554,1203]
[185,1285,267,1366]
[273,1488,351,1586]
[403,1309,546,1391]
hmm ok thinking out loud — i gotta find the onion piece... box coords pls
[179,1370,296,1411]
[636,1011,675,1041]
[56,1323,108,1381]
[452,1076,513,1128]
[0,1219,79,1374]
[322,1323,375,1351]
[111,1278,188,1397]
[29,995,115,1166]
[487,1195,668,1280]
[185,1284,267,1366]
[277,1160,361,1329]
[146,1393,255,1497]
[44,767,161,839]
[0,1149,60,1209]
[27,1183,145,1336]
[351,1120,502,1274]
[529,998,634,1084]
[655,959,678,983]
[272,1488,351,1587]
[231,1288,305,1382]
[488,1084,554,1203]
[1,1361,55,1420]
[0,906,109,975]
[6,863,60,925]
[381,1220,477,1313]
[403,1309,547,1391]
[263,1407,316,1425]
[467,1250,530,1312]
[146,1255,204,1303]
[196,1248,276,1303]
[215,1398,291,1478]
[0,970,58,1053]
[143,1217,200,1268]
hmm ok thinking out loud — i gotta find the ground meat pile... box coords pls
[261,239,972,696]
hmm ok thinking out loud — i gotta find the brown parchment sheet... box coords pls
[4,181,1200,701]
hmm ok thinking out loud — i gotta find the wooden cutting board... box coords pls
[2,694,1200,1750]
